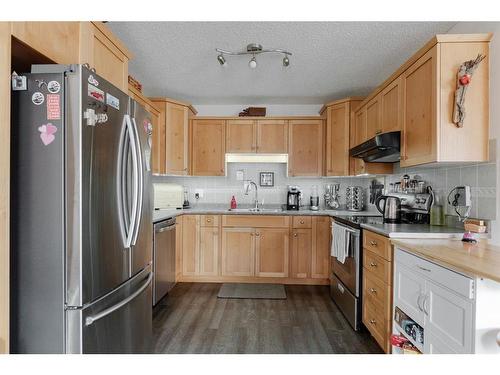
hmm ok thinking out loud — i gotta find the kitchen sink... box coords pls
[226,207,284,213]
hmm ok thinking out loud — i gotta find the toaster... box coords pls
[153,183,184,209]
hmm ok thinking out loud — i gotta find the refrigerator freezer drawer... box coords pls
[66,265,153,354]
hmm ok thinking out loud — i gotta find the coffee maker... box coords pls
[287,186,302,210]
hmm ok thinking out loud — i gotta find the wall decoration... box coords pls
[259,172,274,187]
[38,123,57,146]
[453,54,486,128]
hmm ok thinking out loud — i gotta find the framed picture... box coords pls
[259,172,274,187]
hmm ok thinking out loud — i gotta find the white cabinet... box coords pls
[394,248,475,354]
[424,281,473,353]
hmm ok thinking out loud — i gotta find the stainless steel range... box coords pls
[330,215,383,331]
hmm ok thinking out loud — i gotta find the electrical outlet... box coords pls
[194,189,204,199]
[455,186,471,206]
[236,170,244,181]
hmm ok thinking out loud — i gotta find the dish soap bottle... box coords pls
[230,195,237,209]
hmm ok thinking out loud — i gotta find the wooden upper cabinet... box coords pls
[225,119,288,154]
[256,119,288,153]
[255,228,289,278]
[354,106,367,146]
[191,119,226,176]
[380,75,403,134]
[290,229,312,279]
[80,22,132,92]
[226,119,256,152]
[221,228,255,277]
[402,46,437,166]
[366,97,382,139]
[11,22,80,64]
[165,102,189,175]
[325,101,357,176]
[288,119,323,176]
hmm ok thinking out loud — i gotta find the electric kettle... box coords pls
[375,195,402,223]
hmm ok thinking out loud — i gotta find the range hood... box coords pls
[225,153,288,164]
[349,131,401,163]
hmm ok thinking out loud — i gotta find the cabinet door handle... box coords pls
[369,262,377,267]
[370,288,377,294]
[370,240,377,246]
[423,295,429,315]
[255,232,260,236]
[417,266,431,272]
[206,219,211,223]
[293,233,298,237]
[496,332,500,347]
[300,220,305,224]
[417,293,424,312]
[369,319,376,325]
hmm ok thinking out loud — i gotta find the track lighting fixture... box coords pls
[216,43,292,69]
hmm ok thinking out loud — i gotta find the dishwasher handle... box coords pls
[157,225,175,233]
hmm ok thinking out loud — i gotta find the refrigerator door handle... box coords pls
[118,114,139,248]
[84,271,153,327]
[131,117,143,247]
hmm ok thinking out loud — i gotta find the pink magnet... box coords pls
[38,123,57,146]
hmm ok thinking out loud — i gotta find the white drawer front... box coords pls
[395,248,474,299]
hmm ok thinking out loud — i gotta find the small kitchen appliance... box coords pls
[377,191,433,224]
[153,183,183,209]
[287,185,302,210]
[375,195,402,223]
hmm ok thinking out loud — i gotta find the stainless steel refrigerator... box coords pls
[10,65,153,353]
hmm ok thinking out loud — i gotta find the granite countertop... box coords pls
[360,222,466,239]
[391,238,500,283]
[153,204,381,223]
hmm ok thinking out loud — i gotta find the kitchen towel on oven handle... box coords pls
[331,222,351,264]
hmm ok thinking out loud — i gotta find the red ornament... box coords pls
[459,74,471,86]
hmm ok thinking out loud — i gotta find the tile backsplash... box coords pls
[153,163,374,210]
[154,159,497,221]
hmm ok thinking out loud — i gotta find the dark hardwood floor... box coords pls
[152,283,383,354]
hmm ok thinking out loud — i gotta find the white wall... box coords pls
[193,104,323,116]
[446,23,500,243]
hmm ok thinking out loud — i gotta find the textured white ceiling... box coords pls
[107,22,455,104]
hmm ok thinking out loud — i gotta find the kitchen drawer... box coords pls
[292,216,312,229]
[395,248,474,299]
[363,250,392,285]
[222,215,290,228]
[362,299,388,351]
[363,231,392,261]
[363,268,391,317]
[200,215,219,227]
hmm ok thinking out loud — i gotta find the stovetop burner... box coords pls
[333,215,384,228]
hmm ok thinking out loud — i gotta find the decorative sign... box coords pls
[259,172,274,187]
[46,94,61,120]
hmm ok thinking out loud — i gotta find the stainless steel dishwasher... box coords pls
[153,217,176,305]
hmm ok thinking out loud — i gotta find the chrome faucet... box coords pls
[244,180,259,210]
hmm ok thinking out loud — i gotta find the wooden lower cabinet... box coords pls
[362,230,393,353]
[255,228,289,278]
[178,215,330,285]
[221,227,255,277]
[199,226,219,276]
[290,229,312,279]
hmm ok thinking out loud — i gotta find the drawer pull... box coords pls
[423,295,429,315]
[417,266,431,272]
[293,233,298,237]
[496,332,500,347]
[369,262,377,267]
[206,219,211,223]
[370,288,377,294]
[255,232,260,236]
[369,319,376,325]
[300,220,305,224]
[370,240,377,246]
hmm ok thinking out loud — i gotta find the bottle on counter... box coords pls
[430,194,445,226]
[230,195,237,209]
[310,185,319,211]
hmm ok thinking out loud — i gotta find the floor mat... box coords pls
[217,283,286,299]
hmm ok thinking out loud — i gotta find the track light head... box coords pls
[217,54,227,66]
[248,56,257,69]
[282,55,290,67]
